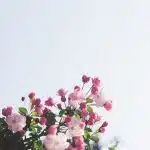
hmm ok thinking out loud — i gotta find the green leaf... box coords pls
[86,97,93,103]
[85,128,92,132]
[34,140,43,150]
[31,111,39,117]
[59,110,66,117]
[84,130,91,139]
[18,107,27,115]
[75,114,80,120]
[90,135,99,143]
[109,147,116,150]
[87,105,93,113]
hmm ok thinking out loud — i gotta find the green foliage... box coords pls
[18,107,27,115]
[86,97,93,103]
[87,105,93,113]
[34,140,43,150]
[90,135,99,143]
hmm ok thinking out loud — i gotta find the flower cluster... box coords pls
[0,75,112,150]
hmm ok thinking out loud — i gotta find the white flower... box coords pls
[67,117,84,137]
[44,133,69,150]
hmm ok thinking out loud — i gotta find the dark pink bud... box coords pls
[92,77,100,86]
[2,106,12,116]
[35,118,39,123]
[39,117,47,125]
[89,112,96,120]
[57,88,67,97]
[28,92,35,99]
[34,98,41,106]
[21,97,25,101]
[82,75,90,83]
[61,97,66,102]
[91,85,99,95]
[101,121,108,127]
[99,127,105,133]
[87,118,95,125]
[45,97,54,106]
[19,130,25,137]
[48,126,57,135]
[65,116,71,126]
[43,107,50,114]
[74,86,80,90]
[57,103,62,109]
[80,103,86,110]
[104,101,112,111]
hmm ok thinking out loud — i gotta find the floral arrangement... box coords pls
[0,75,113,150]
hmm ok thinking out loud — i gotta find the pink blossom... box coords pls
[35,104,44,115]
[74,136,85,150]
[44,133,69,150]
[68,88,84,108]
[67,117,84,137]
[57,88,67,97]
[48,126,57,135]
[68,88,84,102]
[45,97,54,106]
[43,107,50,114]
[65,116,72,126]
[89,112,96,120]
[2,106,13,117]
[40,117,47,125]
[94,92,107,107]
[28,92,35,99]
[6,113,26,132]
[104,101,112,111]
[82,75,90,83]
[92,77,100,87]
[32,98,41,106]
[19,130,25,136]
[91,85,100,95]
[81,109,88,118]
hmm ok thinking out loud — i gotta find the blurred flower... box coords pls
[2,106,13,117]
[82,75,90,83]
[6,113,26,132]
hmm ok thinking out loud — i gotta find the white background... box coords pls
[0,0,150,149]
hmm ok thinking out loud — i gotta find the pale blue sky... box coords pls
[0,0,150,149]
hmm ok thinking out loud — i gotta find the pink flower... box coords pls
[40,117,47,125]
[6,113,26,132]
[28,92,35,99]
[94,92,107,107]
[32,98,41,106]
[68,88,84,108]
[2,106,13,117]
[81,109,88,118]
[82,75,90,83]
[74,136,85,149]
[44,133,69,150]
[67,117,84,137]
[35,104,44,115]
[91,85,100,95]
[57,88,67,97]
[68,88,84,101]
[92,77,100,87]
[45,97,54,106]
[43,107,50,114]
[65,116,72,126]
[48,126,57,135]
[104,101,112,111]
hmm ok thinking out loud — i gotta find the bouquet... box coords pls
[0,75,113,150]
